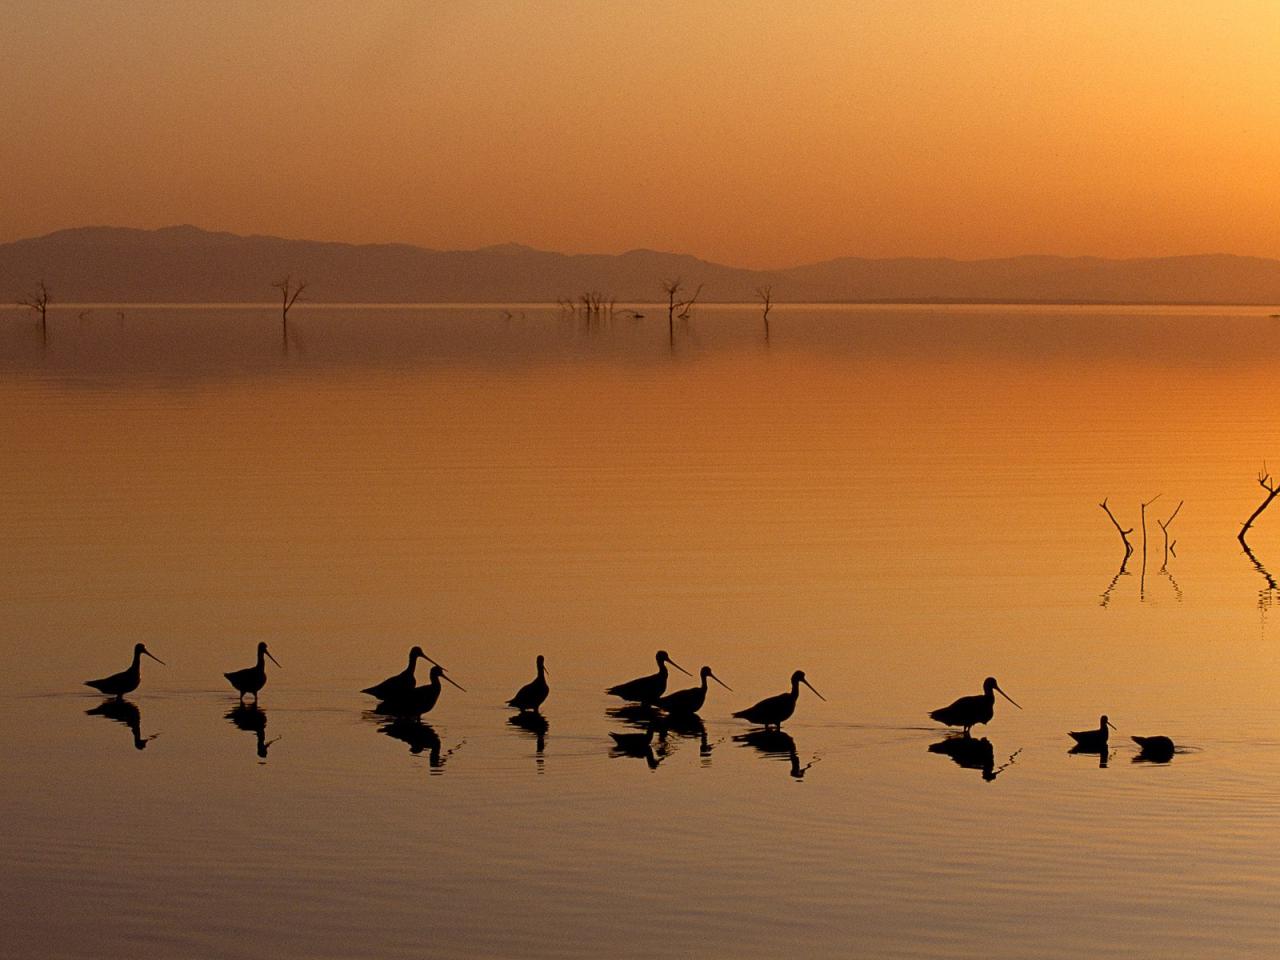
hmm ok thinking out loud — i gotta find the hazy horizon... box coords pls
[5,3,1280,268]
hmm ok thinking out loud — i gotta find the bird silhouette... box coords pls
[84,643,165,699]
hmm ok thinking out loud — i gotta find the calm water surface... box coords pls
[1,305,1277,958]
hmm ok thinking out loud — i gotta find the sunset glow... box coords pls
[5,2,1280,265]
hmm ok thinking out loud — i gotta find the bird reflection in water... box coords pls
[225,702,279,761]
[608,727,665,770]
[86,698,157,751]
[733,728,815,780]
[377,717,457,772]
[928,735,1019,782]
[507,711,548,771]
[656,713,714,764]
[606,702,659,730]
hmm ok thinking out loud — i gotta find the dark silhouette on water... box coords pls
[226,702,278,759]
[608,726,664,769]
[374,664,465,717]
[361,645,441,701]
[929,677,1020,736]
[928,735,1019,782]
[732,670,825,729]
[606,650,691,705]
[84,643,165,699]
[507,654,549,712]
[734,728,814,779]
[658,665,731,716]
[86,698,156,750]
[1132,735,1176,763]
[507,710,548,766]
[1239,538,1279,613]
[1238,466,1280,547]
[224,641,281,702]
[1068,715,1116,753]
[378,718,450,769]
[657,713,713,760]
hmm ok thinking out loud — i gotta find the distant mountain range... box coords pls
[5,225,1280,305]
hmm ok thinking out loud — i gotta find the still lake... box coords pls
[1,304,1277,959]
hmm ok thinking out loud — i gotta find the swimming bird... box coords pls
[361,645,440,701]
[1068,715,1115,752]
[657,665,731,716]
[84,643,165,699]
[929,676,1020,735]
[506,654,549,712]
[375,664,465,717]
[606,650,691,705]
[1132,735,1176,762]
[732,670,825,729]
[224,641,281,701]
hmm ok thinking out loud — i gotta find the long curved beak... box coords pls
[442,672,466,692]
[668,658,693,677]
[802,678,827,701]
[144,650,165,665]
[266,650,282,668]
[995,685,1021,709]
[1106,718,1117,730]
[709,671,732,692]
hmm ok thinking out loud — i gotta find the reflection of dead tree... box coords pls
[557,292,614,329]
[18,280,50,340]
[271,275,307,336]
[1157,500,1182,570]
[661,277,703,344]
[1238,466,1280,547]
[1098,563,1130,608]
[1139,494,1160,601]
[677,283,702,320]
[1099,498,1134,569]
[756,285,773,340]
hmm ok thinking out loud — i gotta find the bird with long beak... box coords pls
[84,643,165,699]
[658,665,732,716]
[732,670,825,729]
[606,650,692,705]
[361,646,441,701]
[929,677,1021,736]
[1068,715,1116,752]
[224,641,282,702]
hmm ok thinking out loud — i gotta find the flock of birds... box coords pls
[83,643,1180,763]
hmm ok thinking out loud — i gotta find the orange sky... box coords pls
[4,1,1279,268]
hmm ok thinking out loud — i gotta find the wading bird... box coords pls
[929,677,1020,735]
[361,646,440,701]
[1068,715,1115,752]
[658,665,731,716]
[375,664,465,717]
[1132,735,1176,763]
[84,643,165,699]
[507,655,549,712]
[224,641,281,702]
[732,670,825,729]
[606,650,691,705]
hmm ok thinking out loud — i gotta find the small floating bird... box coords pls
[606,650,692,705]
[1068,715,1116,752]
[658,665,731,716]
[224,641,281,702]
[361,645,440,701]
[732,670,825,729]
[84,643,165,699]
[1132,735,1176,763]
[929,676,1021,735]
[376,664,465,717]
[506,654,549,712]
